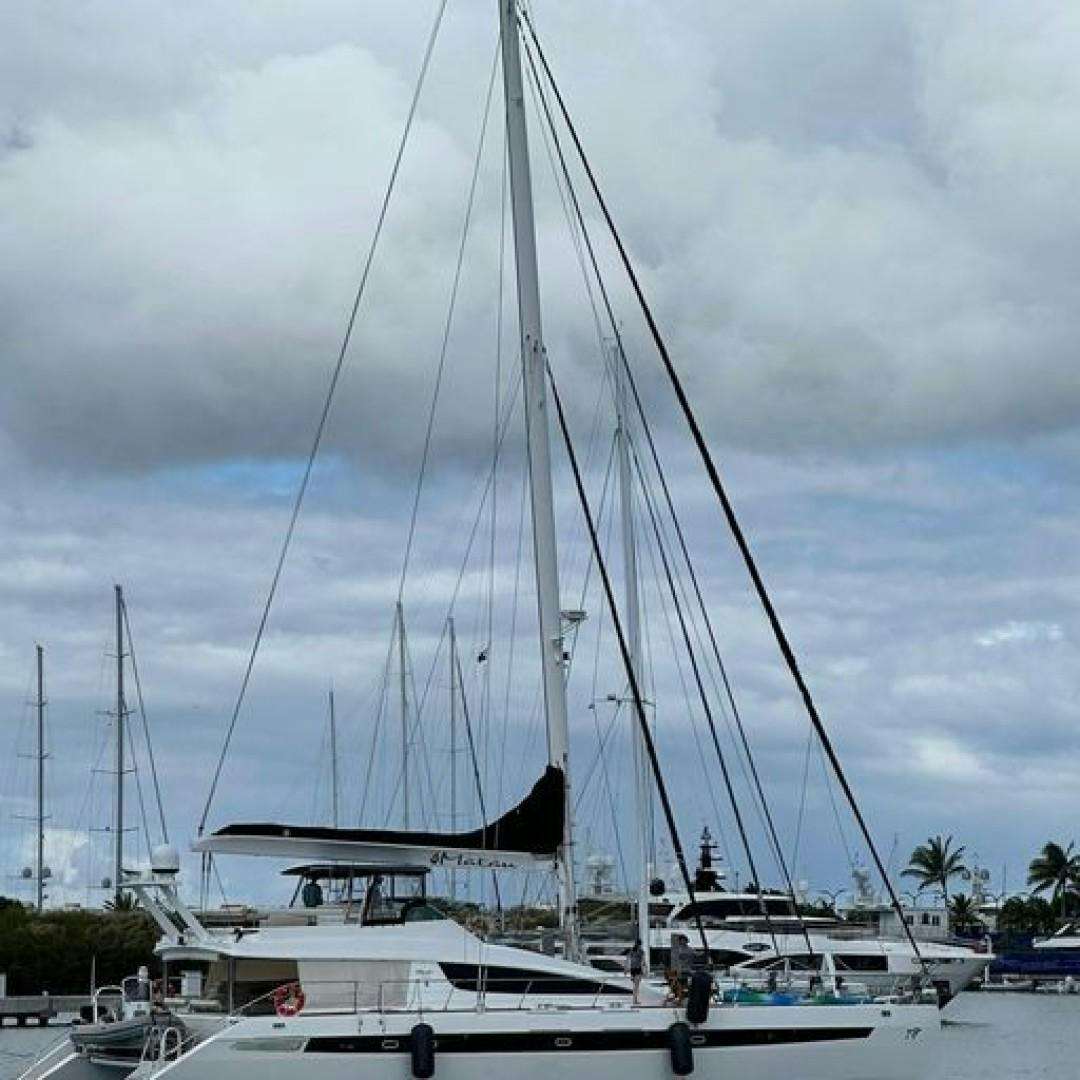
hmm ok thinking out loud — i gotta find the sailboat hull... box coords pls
[122,1003,939,1080]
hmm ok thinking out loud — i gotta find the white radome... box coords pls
[151,843,181,874]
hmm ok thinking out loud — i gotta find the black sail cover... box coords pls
[194,766,565,870]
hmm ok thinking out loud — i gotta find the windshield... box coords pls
[673,897,797,923]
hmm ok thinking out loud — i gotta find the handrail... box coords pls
[210,973,925,1020]
[92,984,124,1024]
[138,1016,226,1075]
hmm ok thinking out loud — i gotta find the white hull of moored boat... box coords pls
[121,1004,939,1080]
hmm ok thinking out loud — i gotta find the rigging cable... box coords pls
[520,26,794,951]
[577,446,629,891]
[497,458,529,812]
[546,362,709,956]
[636,492,736,874]
[407,627,441,828]
[521,30,790,883]
[125,714,152,865]
[455,646,502,910]
[358,623,398,825]
[397,39,501,603]
[520,7,925,969]
[198,0,451,836]
[408,368,523,764]
[584,702,630,893]
[790,727,815,876]
[632,446,787,953]
[121,599,169,845]
[631,427,803,911]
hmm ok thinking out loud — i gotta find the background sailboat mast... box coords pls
[497,0,578,950]
[329,686,340,828]
[448,615,458,902]
[396,600,410,829]
[35,644,46,911]
[114,583,125,907]
[613,344,652,965]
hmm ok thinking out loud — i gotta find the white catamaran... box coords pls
[23,2,942,1078]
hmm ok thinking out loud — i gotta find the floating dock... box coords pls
[0,994,120,1026]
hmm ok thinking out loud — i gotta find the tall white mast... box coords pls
[396,600,410,830]
[35,644,46,912]
[448,615,458,902]
[497,0,578,951]
[329,686,340,829]
[114,584,125,907]
[612,343,652,966]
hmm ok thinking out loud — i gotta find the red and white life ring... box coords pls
[273,982,306,1018]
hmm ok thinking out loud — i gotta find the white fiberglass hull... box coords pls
[649,926,987,997]
[132,1003,940,1080]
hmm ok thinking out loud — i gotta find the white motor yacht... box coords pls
[582,833,987,999]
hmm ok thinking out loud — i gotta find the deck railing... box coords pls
[218,972,927,1021]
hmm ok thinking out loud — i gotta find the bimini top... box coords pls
[194,766,564,871]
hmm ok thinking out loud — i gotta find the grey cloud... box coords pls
[3,1,1080,907]
[4,1,1080,478]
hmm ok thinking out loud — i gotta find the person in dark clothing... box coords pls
[628,939,645,1002]
[665,933,692,1001]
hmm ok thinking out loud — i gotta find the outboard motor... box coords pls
[411,1022,435,1079]
[668,1021,694,1076]
[686,971,712,1025]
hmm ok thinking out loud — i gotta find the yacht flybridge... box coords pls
[25,0,943,1076]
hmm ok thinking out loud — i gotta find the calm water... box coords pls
[1,993,1076,1078]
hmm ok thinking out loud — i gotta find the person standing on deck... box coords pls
[628,939,644,1003]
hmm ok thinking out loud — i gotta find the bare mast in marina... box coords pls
[449,614,458,902]
[35,644,47,911]
[613,343,652,964]
[498,0,578,954]
[329,685,340,828]
[396,599,410,830]
[114,583,126,908]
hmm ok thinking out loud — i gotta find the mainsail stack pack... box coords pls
[193,766,564,870]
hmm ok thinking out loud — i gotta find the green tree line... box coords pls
[0,898,159,995]
[900,834,1080,936]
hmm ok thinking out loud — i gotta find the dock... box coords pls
[0,994,120,1026]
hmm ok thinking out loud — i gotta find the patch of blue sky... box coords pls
[151,455,353,503]
[745,443,1067,579]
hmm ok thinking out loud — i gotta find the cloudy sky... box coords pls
[3,0,1079,911]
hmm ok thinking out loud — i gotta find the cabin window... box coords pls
[652,948,749,970]
[672,897,796,923]
[439,963,629,996]
[206,958,300,1013]
[832,955,888,973]
[708,950,755,968]
[741,954,823,972]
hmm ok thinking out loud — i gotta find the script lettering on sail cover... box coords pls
[428,851,517,870]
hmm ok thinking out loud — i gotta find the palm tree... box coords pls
[902,835,968,905]
[948,893,981,934]
[1028,841,1080,918]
